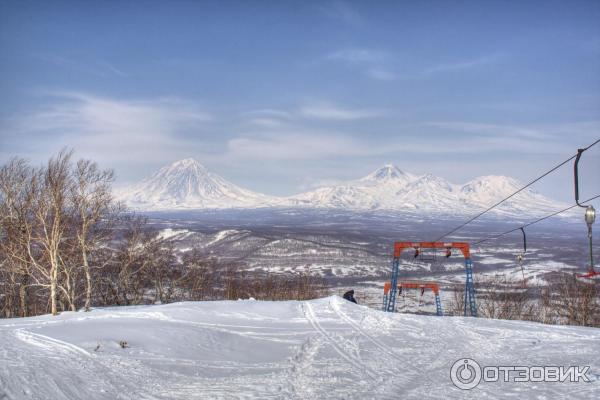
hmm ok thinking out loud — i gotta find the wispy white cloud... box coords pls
[423,120,600,155]
[33,54,128,77]
[327,48,396,80]
[241,109,293,119]
[423,54,502,75]
[366,68,396,81]
[425,121,552,139]
[299,102,385,120]
[327,49,388,64]
[97,61,128,77]
[223,117,594,164]
[326,50,501,80]
[224,127,493,162]
[226,132,370,160]
[426,120,600,142]
[6,91,211,167]
[240,109,293,127]
[246,118,288,128]
[242,102,385,123]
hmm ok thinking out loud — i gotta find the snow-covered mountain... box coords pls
[287,166,565,215]
[117,158,276,210]
[287,164,417,209]
[118,159,566,215]
[288,165,444,211]
[459,175,563,215]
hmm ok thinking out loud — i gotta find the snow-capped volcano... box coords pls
[287,168,461,211]
[287,165,417,209]
[117,158,274,210]
[359,164,413,184]
[286,166,566,215]
[288,165,417,209]
[118,160,566,216]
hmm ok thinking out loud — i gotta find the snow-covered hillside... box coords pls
[1,297,598,399]
[118,159,566,215]
[116,158,276,210]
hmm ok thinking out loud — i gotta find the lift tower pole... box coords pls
[383,242,477,317]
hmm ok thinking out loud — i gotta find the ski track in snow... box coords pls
[0,296,599,399]
[1,329,159,400]
[302,301,378,381]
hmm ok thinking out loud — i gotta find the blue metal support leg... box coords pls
[385,257,400,312]
[464,258,477,317]
[382,293,388,311]
[435,293,443,316]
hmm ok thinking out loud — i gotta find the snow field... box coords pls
[0,296,598,399]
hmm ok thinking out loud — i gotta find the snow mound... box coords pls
[1,297,598,399]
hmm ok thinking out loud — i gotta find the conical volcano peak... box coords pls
[362,164,410,182]
[173,157,200,166]
[119,158,273,210]
[165,158,207,172]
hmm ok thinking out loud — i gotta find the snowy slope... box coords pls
[116,158,276,210]
[1,297,598,399]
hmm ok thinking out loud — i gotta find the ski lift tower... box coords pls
[383,242,477,317]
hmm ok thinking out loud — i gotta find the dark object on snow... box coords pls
[343,290,357,304]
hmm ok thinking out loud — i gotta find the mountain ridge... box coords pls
[116,159,567,215]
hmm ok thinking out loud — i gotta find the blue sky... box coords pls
[1,0,599,201]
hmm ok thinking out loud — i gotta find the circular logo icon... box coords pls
[450,358,482,390]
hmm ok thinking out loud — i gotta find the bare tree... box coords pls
[447,285,466,316]
[0,158,39,317]
[146,239,177,304]
[107,214,157,305]
[71,159,115,311]
[550,274,599,327]
[179,250,217,301]
[532,286,556,325]
[33,150,73,315]
[477,276,533,320]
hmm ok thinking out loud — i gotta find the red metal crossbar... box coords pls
[383,281,440,296]
[393,242,470,258]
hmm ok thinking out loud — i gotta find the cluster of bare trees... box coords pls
[543,274,599,326]
[0,150,116,317]
[0,151,325,319]
[448,274,599,327]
